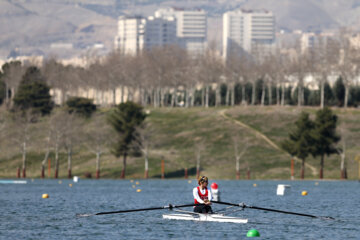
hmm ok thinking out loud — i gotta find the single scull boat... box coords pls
[163,212,248,223]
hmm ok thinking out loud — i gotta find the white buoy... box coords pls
[276,184,291,196]
[73,176,79,183]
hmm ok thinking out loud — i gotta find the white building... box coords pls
[144,16,177,50]
[155,7,207,54]
[114,16,145,55]
[223,9,275,58]
[114,15,177,54]
[300,32,334,53]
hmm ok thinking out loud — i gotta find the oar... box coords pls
[212,201,334,220]
[76,203,196,217]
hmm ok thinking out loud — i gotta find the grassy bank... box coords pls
[0,106,359,180]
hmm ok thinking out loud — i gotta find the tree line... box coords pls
[1,30,360,110]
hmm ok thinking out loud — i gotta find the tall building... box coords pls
[300,32,333,53]
[223,9,275,58]
[144,16,177,51]
[114,16,145,55]
[155,7,207,54]
[114,15,177,54]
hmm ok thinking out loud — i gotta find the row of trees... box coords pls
[282,107,341,179]
[1,29,360,109]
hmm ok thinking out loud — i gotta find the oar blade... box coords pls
[76,213,95,218]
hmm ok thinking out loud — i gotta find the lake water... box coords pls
[0,179,359,240]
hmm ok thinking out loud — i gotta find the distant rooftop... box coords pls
[232,9,272,14]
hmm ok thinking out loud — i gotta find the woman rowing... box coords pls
[193,175,213,213]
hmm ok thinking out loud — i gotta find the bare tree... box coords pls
[62,112,83,179]
[48,110,83,179]
[337,28,360,108]
[1,61,23,109]
[0,110,7,155]
[224,54,240,106]
[40,119,52,178]
[134,122,154,179]
[9,110,34,178]
[336,117,354,179]
[102,51,127,106]
[309,36,339,108]
[196,51,223,108]
[43,59,70,105]
[289,42,310,107]
[195,141,205,179]
[233,135,249,179]
[143,47,176,108]
[85,113,113,179]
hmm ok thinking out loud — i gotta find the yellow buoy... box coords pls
[136,189,142,192]
[253,183,257,187]
[135,181,139,185]
[58,180,62,184]
[42,194,49,199]
[301,191,308,196]
[188,180,192,184]
[130,180,134,183]
[315,182,319,186]
[69,183,73,187]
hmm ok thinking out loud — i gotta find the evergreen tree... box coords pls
[13,66,53,116]
[66,97,96,118]
[333,77,345,107]
[282,112,315,179]
[108,102,146,179]
[311,107,340,179]
[0,72,5,105]
[324,82,335,106]
[20,66,44,84]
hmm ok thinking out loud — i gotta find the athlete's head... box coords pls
[198,176,208,185]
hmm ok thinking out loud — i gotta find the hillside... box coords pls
[2,0,360,59]
[0,106,359,180]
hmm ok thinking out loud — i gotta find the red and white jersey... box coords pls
[193,186,212,204]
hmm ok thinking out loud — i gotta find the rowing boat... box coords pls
[162,211,248,223]
[77,200,334,221]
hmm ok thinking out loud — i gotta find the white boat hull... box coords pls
[162,213,248,224]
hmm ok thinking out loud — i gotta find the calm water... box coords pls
[0,179,359,240]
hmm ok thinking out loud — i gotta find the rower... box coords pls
[193,176,213,213]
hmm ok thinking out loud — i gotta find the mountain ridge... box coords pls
[1,0,360,59]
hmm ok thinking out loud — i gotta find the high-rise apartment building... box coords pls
[155,7,207,54]
[114,15,178,54]
[114,16,145,55]
[300,32,333,53]
[144,16,177,51]
[223,9,275,58]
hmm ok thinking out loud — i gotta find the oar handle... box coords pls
[211,200,245,208]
